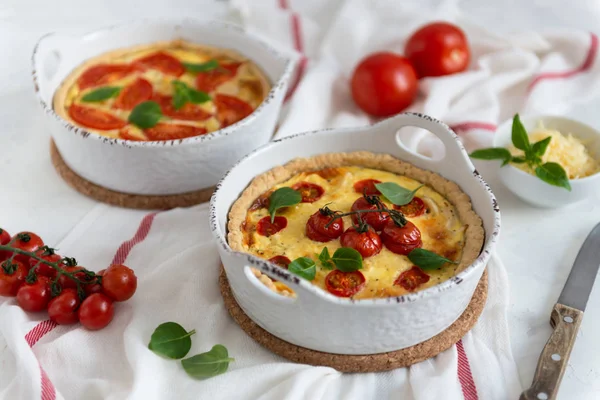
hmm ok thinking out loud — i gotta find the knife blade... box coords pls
[520,222,600,400]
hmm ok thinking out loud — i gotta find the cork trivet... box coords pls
[220,266,488,373]
[50,139,215,210]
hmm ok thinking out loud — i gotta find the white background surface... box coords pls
[1,0,600,398]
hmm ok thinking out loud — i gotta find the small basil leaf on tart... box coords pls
[407,248,457,271]
[374,182,423,206]
[81,86,122,102]
[287,257,317,281]
[330,247,363,272]
[317,247,335,270]
[182,59,220,73]
[171,80,211,110]
[267,187,302,223]
[128,101,163,129]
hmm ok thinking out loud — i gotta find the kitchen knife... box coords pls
[520,222,600,400]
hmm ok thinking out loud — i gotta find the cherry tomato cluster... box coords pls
[0,228,137,330]
[350,21,470,117]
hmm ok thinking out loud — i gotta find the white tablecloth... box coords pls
[2,0,600,399]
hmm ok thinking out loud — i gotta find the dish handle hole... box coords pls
[43,50,61,82]
[395,126,446,162]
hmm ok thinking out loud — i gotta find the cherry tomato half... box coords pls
[291,182,325,203]
[350,52,418,117]
[8,232,44,265]
[102,264,137,302]
[393,196,426,218]
[69,104,127,130]
[305,210,344,242]
[134,51,184,76]
[394,266,430,292]
[29,246,61,278]
[340,226,382,258]
[113,78,153,110]
[16,277,51,312]
[0,260,27,296]
[78,293,114,331]
[77,64,135,90]
[380,220,422,255]
[256,216,288,237]
[325,270,366,298]
[404,22,470,78]
[350,197,389,231]
[152,94,212,122]
[144,123,208,141]
[267,256,291,269]
[353,179,381,195]
[214,94,254,128]
[249,192,271,211]
[48,288,80,325]
[195,62,241,92]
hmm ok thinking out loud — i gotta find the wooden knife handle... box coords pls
[520,304,583,400]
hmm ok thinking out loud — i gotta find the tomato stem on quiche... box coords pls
[323,194,408,229]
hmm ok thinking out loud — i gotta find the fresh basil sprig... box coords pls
[181,345,234,379]
[128,101,163,129]
[267,187,302,223]
[408,248,457,270]
[317,247,335,270]
[288,257,316,280]
[374,182,423,206]
[182,60,220,73]
[172,80,211,110]
[148,322,196,359]
[469,113,571,191]
[81,86,121,102]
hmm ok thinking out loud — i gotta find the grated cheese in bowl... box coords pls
[509,122,600,179]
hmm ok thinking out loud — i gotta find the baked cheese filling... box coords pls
[239,166,468,299]
[52,40,271,141]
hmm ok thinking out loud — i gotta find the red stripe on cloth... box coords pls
[456,340,479,400]
[278,0,289,9]
[40,365,56,400]
[528,32,598,92]
[25,319,57,347]
[450,122,497,133]
[111,212,158,265]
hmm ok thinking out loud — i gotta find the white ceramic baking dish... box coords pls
[210,112,501,355]
[32,19,297,195]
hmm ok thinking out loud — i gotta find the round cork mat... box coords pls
[220,266,488,373]
[50,139,215,210]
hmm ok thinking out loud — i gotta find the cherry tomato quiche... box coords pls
[53,40,271,141]
[227,152,484,300]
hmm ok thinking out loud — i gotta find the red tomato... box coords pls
[134,51,184,76]
[144,123,208,141]
[325,270,366,298]
[48,288,80,325]
[101,264,137,302]
[195,62,242,92]
[152,94,212,121]
[249,192,271,211]
[16,277,51,312]
[0,260,27,296]
[256,216,288,237]
[267,256,291,269]
[77,64,135,90]
[291,182,325,203]
[394,266,430,291]
[113,78,153,110]
[78,293,114,330]
[118,127,146,141]
[8,232,43,265]
[83,268,106,296]
[69,104,127,130]
[404,22,470,78]
[350,197,389,231]
[394,196,427,218]
[29,246,61,278]
[353,179,381,195]
[214,94,254,128]
[380,220,423,255]
[58,266,87,290]
[0,228,11,262]
[350,52,418,117]
[305,210,344,242]
[340,226,382,258]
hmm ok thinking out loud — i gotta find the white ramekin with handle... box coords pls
[32,18,297,195]
[210,112,501,355]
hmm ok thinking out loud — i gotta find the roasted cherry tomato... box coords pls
[102,264,137,302]
[133,51,184,76]
[7,232,43,265]
[0,260,27,296]
[78,293,114,331]
[195,62,241,92]
[404,22,470,78]
[353,179,381,195]
[256,216,288,237]
[113,78,153,110]
[144,123,208,141]
[394,196,426,218]
[340,226,382,258]
[29,246,61,278]
[16,277,51,312]
[69,104,127,130]
[394,266,430,291]
[58,266,87,290]
[291,182,325,203]
[118,127,146,141]
[325,270,366,298]
[350,52,418,117]
[249,192,271,211]
[77,64,135,90]
[267,256,291,269]
[306,210,344,242]
[350,197,389,231]
[152,94,212,121]
[380,220,422,255]
[0,228,11,261]
[48,288,81,325]
[214,94,254,128]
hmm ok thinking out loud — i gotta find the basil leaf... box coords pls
[331,248,363,272]
[288,257,316,280]
[511,156,527,164]
[511,113,530,151]
[128,101,162,129]
[182,60,219,73]
[267,187,301,223]
[181,345,234,379]
[408,248,456,270]
[81,86,121,102]
[374,182,423,206]
[535,162,572,191]
[531,136,552,157]
[318,247,334,270]
[172,81,211,110]
[469,148,512,166]
[148,322,196,359]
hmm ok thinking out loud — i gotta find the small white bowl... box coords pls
[493,115,600,208]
